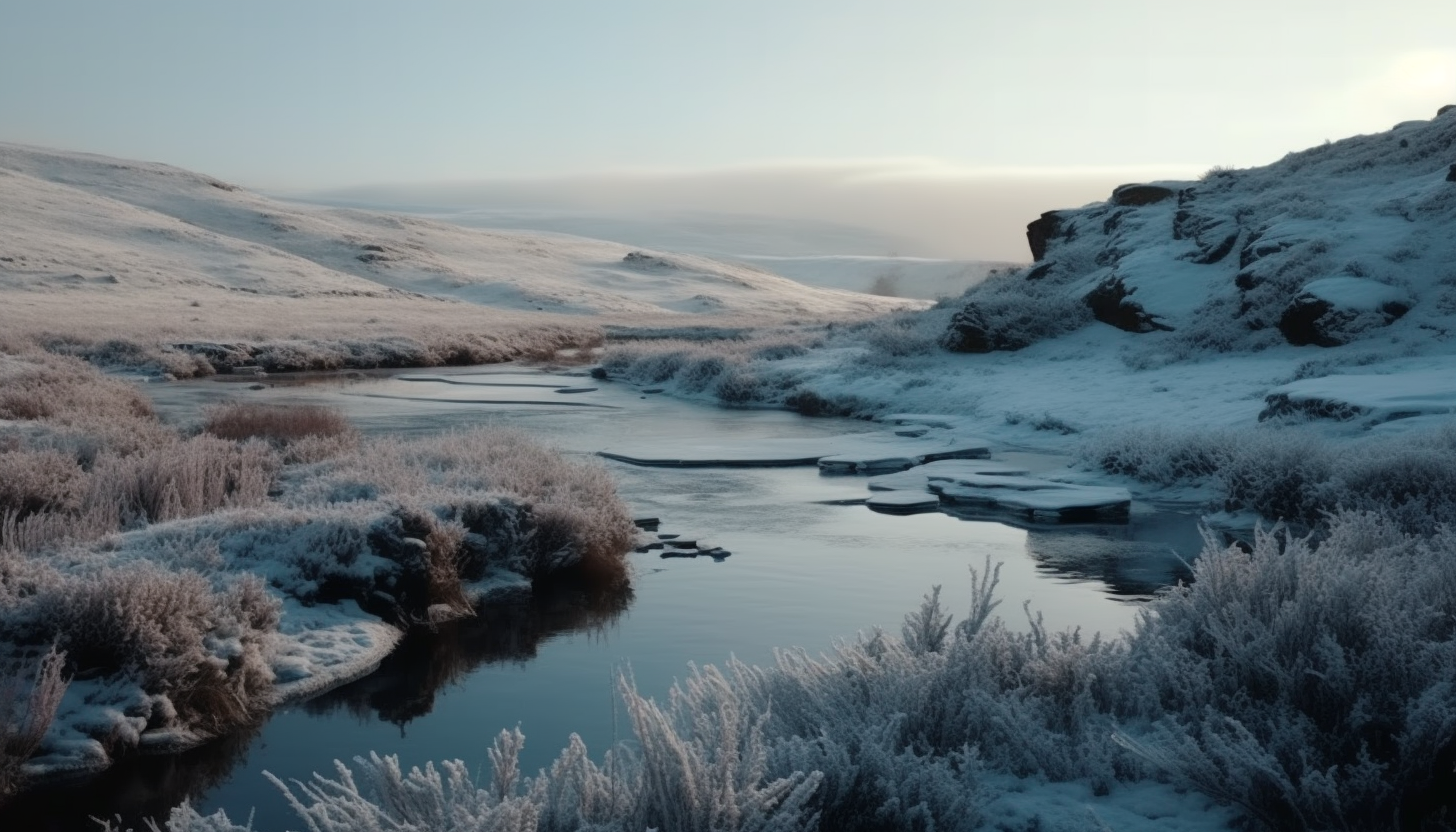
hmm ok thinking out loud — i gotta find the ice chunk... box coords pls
[867,460,1032,492]
[601,431,989,468]
[866,490,942,513]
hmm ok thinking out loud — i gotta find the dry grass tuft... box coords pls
[0,647,68,800]
[203,403,354,444]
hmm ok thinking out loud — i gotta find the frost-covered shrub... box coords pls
[204,403,353,445]
[203,403,358,463]
[941,269,1093,353]
[0,449,86,519]
[11,565,279,735]
[1120,512,1456,830]
[0,646,68,800]
[285,429,635,588]
[1080,426,1235,487]
[713,370,763,406]
[0,352,155,426]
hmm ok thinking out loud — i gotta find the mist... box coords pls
[308,162,1207,261]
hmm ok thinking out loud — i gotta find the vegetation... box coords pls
[128,509,1456,831]
[0,349,637,798]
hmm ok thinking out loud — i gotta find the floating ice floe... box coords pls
[599,431,989,468]
[865,490,943,514]
[933,477,1131,521]
[867,459,1032,491]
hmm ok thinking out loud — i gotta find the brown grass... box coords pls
[0,647,68,800]
[203,402,354,444]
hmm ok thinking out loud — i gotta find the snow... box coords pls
[867,459,1033,491]
[268,600,404,703]
[1302,276,1411,310]
[1266,362,1456,422]
[0,142,915,349]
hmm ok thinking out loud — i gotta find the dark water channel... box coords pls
[5,367,1204,831]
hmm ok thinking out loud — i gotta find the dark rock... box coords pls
[1259,392,1364,422]
[657,533,679,540]
[633,517,660,530]
[1278,285,1411,347]
[1110,183,1176,206]
[623,251,674,269]
[1447,164,1456,183]
[588,366,608,380]
[1191,231,1239,265]
[171,341,257,373]
[1102,209,1130,234]
[1172,209,1192,240]
[1438,104,1455,117]
[360,244,387,252]
[1083,275,1172,333]
[942,305,1012,352]
[1026,211,1063,261]
[1239,234,1292,269]
[1234,271,1260,291]
[1024,261,1054,280]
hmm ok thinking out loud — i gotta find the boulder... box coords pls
[942,304,1016,352]
[1277,277,1412,347]
[1111,183,1176,207]
[1447,164,1456,183]
[1026,211,1063,261]
[1438,104,1455,117]
[1083,275,1172,333]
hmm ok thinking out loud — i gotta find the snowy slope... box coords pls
[958,109,1456,350]
[602,108,1456,461]
[0,143,914,326]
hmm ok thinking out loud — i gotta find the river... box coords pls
[4,366,1203,831]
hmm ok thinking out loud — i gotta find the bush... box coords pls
[203,403,358,462]
[13,565,279,735]
[1121,512,1456,829]
[204,403,353,444]
[0,647,68,800]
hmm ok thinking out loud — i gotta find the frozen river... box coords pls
[7,366,1203,831]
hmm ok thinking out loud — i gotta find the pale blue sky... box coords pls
[3,1,1454,257]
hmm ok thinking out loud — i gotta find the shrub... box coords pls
[0,646,68,800]
[13,565,279,735]
[1120,512,1456,830]
[204,403,353,444]
[203,403,358,462]
[0,450,86,519]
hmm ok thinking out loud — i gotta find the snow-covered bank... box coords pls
[119,511,1456,832]
[0,353,636,791]
[596,108,1456,515]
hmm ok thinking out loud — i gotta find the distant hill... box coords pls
[0,143,913,365]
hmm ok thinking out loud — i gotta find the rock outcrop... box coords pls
[947,110,1456,352]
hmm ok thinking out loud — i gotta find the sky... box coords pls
[4,1,1455,259]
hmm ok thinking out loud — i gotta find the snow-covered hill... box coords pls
[599,108,1456,455]
[0,143,912,354]
[946,107,1456,356]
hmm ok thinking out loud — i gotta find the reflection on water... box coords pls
[1,725,259,832]
[305,580,632,728]
[0,581,631,832]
